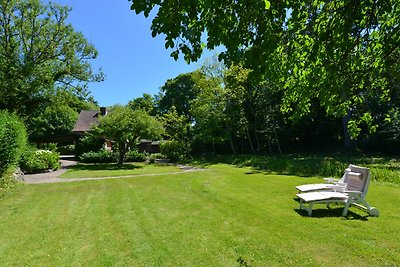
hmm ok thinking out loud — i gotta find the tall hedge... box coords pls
[0,111,27,176]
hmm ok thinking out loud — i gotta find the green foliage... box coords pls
[0,111,27,176]
[124,150,147,162]
[191,63,228,151]
[74,135,105,158]
[28,99,78,140]
[128,93,156,115]
[147,153,165,163]
[27,89,99,140]
[382,108,400,142]
[94,106,164,164]
[57,144,75,155]
[157,71,203,118]
[160,140,189,162]
[0,0,103,121]
[19,146,60,174]
[130,0,400,146]
[79,150,118,163]
[160,106,190,141]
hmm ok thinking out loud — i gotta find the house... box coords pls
[72,107,163,153]
[72,107,107,134]
[137,139,165,153]
[72,107,112,150]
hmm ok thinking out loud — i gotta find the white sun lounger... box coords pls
[296,165,379,217]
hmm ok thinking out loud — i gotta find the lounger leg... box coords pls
[342,198,353,217]
[308,204,313,217]
[299,200,313,216]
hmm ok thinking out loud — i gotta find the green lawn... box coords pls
[0,164,399,266]
[59,162,183,178]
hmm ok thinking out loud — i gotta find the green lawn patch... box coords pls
[59,162,183,178]
[0,164,399,266]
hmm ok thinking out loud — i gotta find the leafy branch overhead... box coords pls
[129,0,400,142]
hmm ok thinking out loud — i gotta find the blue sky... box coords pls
[54,0,216,107]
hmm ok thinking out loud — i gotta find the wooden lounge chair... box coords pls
[295,164,352,193]
[296,165,380,217]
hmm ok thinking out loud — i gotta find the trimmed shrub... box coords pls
[125,150,147,162]
[57,144,75,155]
[0,111,27,176]
[79,150,117,163]
[160,140,189,162]
[75,135,104,158]
[20,146,60,174]
[147,153,165,163]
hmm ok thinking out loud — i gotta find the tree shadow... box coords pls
[67,163,143,171]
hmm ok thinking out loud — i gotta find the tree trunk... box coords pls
[246,127,256,154]
[254,128,261,154]
[342,110,355,150]
[268,137,272,155]
[226,123,236,155]
[273,127,282,156]
[118,142,126,165]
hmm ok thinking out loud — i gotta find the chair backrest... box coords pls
[348,165,371,199]
[340,164,353,183]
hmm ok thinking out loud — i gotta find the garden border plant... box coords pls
[0,111,27,196]
[19,146,60,174]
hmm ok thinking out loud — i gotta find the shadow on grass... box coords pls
[294,208,370,220]
[293,197,370,220]
[67,163,144,171]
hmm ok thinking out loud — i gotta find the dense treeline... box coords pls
[129,0,400,155]
[129,60,400,156]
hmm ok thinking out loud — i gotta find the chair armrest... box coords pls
[345,191,362,197]
[323,178,339,183]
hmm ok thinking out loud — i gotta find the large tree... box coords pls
[27,89,98,141]
[157,71,203,119]
[94,106,164,165]
[128,93,156,115]
[0,0,102,120]
[129,0,400,149]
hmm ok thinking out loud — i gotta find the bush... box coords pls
[20,146,60,174]
[0,111,27,176]
[160,140,189,162]
[147,153,165,163]
[75,135,104,158]
[79,150,117,163]
[57,144,75,155]
[125,150,147,162]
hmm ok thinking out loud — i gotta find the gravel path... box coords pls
[23,156,204,184]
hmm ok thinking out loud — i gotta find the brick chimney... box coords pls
[100,107,107,116]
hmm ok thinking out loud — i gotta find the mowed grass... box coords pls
[0,164,399,266]
[59,162,183,178]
